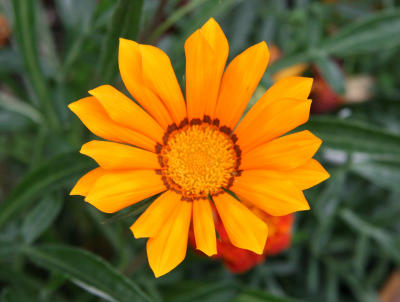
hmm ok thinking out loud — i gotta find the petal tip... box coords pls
[198,247,217,257]
[69,188,79,196]
[67,101,78,112]
[119,37,139,51]
[202,17,218,29]
[129,224,140,239]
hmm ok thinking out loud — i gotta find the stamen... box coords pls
[156,120,241,200]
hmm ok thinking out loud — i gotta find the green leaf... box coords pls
[0,111,31,131]
[1,287,39,302]
[233,289,304,302]
[97,0,144,83]
[340,209,400,266]
[21,194,63,244]
[322,9,400,56]
[166,281,237,302]
[148,0,210,43]
[306,117,400,155]
[266,9,400,81]
[350,158,400,192]
[22,244,152,302]
[0,242,21,258]
[0,152,93,230]
[340,209,391,243]
[229,1,258,55]
[55,0,96,29]
[0,49,23,73]
[314,56,345,93]
[0,91,42,123]
[11,0,58,128]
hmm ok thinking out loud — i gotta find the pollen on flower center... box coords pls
[156,118,240,200]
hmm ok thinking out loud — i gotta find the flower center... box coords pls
[156,118,240,200]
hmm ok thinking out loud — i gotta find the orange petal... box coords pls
[118,38,173,128]
[241,130,322,171]
[68,97,156,151]
[214,42,269,129]
[80,140,159,170]
[130,191,181,238]
[88,85,164,143]
[287,159,330,190]
[85,170,165,213]
[70,167,106,196]
[231,170,310,216]
[236,159,330,191]
[185,18,228,120]
[236,76,313,138]
[213,193,268,254]
[192,199,217,256]
[139,44,187,124]
[236,98,312,152]
[147,200,192,278]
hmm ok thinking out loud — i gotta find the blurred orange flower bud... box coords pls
[311,67,374,114]
[311,69,344,114]
[189,202,295,274]
[0,15,10,47]
[269,44,309,81]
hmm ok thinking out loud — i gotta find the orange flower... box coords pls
[311,68,343,114]
[69,18,329,277]
[0,15,10,47]
[209,204,294,273]
[269,44,309,81]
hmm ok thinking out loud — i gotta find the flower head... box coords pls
[69,18,329,277]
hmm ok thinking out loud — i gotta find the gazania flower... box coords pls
[69,18,329,277]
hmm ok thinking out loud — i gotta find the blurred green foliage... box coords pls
[1,0,400,301]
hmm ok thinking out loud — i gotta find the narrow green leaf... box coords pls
[340,209,391,241]
[36,1,61,78]
[148,0,210,43]
[0,264,42,291]
[366,257,390,288]
[11,0,58,128]
[353,234,369,278]
[0,111,30,131]
[55,0,95,29]
[0,152,93,229]
[314,56,345,93]
[233,289,304,302]
[350,158,400,192]
[340,209,400,266]
[0,91,42,123]
[266,9,400,83]
[0,49,23,73]
[166,281,237,302]
[325,267,339,302]
[97,0,143,83]
[21,194,63,244]
[0,242,21,258]
[306,258,319,296]
[1,287,39,302]
[322,9,400,56]
[229,1,257,55]
[307,117,400,155]
[23,244,152,302]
